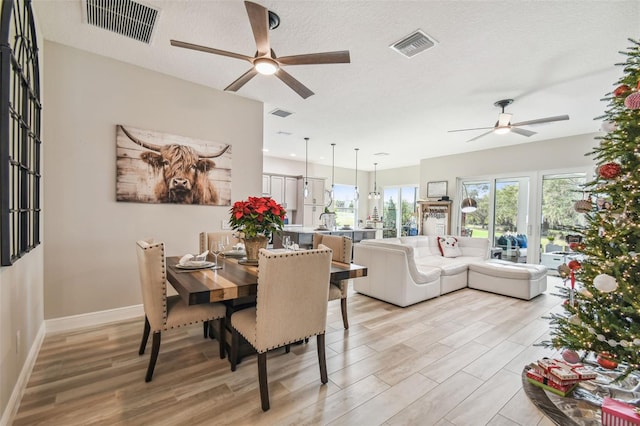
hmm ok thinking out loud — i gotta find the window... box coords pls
[332,184,357,228]
[1,0,42,265]
[382,186,418,237]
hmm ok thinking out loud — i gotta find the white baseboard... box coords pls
[45,304,144,334]
[1,322,45,426]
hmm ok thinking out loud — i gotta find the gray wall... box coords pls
[42,42,264,319]
[419,133,598,200]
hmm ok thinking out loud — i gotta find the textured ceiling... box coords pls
[33,0,640,170]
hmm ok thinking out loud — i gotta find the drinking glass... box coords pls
[282,236,291,251]
[210,240,225,268]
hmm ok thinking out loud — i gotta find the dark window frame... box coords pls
[1,0,41,266]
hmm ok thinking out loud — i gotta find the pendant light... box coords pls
[304,137,309,198]
[330,143,336,199]
[354,148,360,201]
[368,162,381,200]
[461,183,477,213]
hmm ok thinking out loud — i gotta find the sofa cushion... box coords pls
[437,236,463,258]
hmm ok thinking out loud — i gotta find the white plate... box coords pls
[175,261,216,270]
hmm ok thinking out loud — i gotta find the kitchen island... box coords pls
[275,226,379,249]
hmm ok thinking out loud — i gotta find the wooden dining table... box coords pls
[166,253,368,306]
[166,252,368,362]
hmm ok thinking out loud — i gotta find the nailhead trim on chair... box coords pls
[237,248,331,352]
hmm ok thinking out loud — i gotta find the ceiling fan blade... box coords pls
[225,68,259,92]
[170,40,252,62]
[510,127,537,137]
[244,1,271,56]
[448,126,495,133]
[511,114,570,127]
[277,51,351,65]
[274,68,314,99]
[466,130,494,142]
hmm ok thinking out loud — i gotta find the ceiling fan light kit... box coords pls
[170,1,350,98]
[254,57,278,75]
[448,98,570,142]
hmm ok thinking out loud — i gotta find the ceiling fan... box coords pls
[448,99,570,142]
[170,1,350,99]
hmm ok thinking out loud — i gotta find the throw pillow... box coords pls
[437,236,463,258]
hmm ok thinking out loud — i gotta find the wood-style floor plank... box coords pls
[13,278,565,425]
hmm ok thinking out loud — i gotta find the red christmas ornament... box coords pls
[568,260,581,270]
[624,92,640,110]
[562,349,581,364]
[598,162,622,179]
[613,84,631,97]
[569,242,585,252]
[597,352,618,369]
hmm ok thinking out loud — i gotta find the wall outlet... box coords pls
[16,330,20,354]
[221,220,231,230]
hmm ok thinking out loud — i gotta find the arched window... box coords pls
[0,0,41,266]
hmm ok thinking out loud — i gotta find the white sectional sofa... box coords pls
[353,236,547,307]
[353,236,489,307]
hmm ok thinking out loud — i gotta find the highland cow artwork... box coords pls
[116,125,232,206]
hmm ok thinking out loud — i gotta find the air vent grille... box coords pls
[85,0,159,44]
[390,30,437,58]
[270,108,293,118]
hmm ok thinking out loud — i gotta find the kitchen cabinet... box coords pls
[303,205,322,228]
[262,174,298,211]
[303,178,326,206]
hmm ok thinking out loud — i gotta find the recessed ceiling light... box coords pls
[374,152,390,156]
[262,148,269,152]
[290,153,296,157]
[277,130,292,135]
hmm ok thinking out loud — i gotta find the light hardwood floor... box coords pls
[13,277,565,425]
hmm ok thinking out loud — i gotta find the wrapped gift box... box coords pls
[526,367,577,397]
[602,397,640,426]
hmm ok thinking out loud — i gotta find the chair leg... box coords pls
[285,344,291,353]
[340,298,349,330]
[258,352,270,411]
[316,333,328,384]
[138,316,150,355]
[218,318,226,359]
[145,331,161,382]
[203,320,209,338]
[230,327,239,371]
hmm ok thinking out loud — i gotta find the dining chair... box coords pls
[199,231,241,260]
[313,234,353,329]
[229,247,333,411]
[135,239,227,382]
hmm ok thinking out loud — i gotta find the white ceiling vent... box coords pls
[390,30,437,58]
[270,108,293,118]
[83,0,160,44]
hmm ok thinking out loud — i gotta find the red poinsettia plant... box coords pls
[229,196,286,239]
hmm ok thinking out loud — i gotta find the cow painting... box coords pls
[116,125,232,206]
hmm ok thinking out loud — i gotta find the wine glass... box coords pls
[210,240,225,268]
[282,236,291,251]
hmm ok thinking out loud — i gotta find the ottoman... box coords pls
[468,260,548,300]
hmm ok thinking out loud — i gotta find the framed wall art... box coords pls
[116,125,232,206]
[427,181,448,198]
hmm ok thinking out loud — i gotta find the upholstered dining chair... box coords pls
[313,234,353,329]
[199,231,241,261]
[229,247,333,411]
[135,239,227,382]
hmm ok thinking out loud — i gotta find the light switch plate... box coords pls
[221,220,231,230]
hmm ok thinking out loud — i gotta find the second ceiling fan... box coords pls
[449,99,570,142]
[170,1,350,99]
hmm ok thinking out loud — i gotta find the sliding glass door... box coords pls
[382,186,418,238]
[459,176,530,263]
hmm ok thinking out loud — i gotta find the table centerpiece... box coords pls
[229,196,285,264]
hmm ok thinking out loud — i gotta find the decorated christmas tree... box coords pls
[547,39,640,378]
